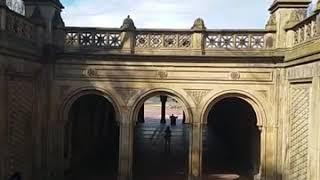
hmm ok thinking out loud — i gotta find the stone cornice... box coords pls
[269,0,311,13]
[57,53,284,64]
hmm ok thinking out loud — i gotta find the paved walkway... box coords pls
[134,119,189,179]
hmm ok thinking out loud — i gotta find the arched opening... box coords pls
[133,93,190,180]
[202,97,261,179]
[64,94,119,180]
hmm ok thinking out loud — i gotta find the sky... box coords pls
[60,0,318,29]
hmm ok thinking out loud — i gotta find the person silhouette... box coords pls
[170,114,177,125]
[164,126,171,153]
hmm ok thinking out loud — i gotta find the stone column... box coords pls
[118,108,134,180]
[138,104,144,123]
[182,111,186,124]
[309,76,320,180]
[160,95,167,124]
[191,18,206,56]
[0,65,7,180]
[189,122,202,180]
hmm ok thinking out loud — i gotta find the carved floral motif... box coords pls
[185,89,211,105]
[230,71,240,80]
[116,88,140,104]
[156,70,168,80]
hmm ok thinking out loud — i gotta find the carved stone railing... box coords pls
[64,28,274,54]
[135,30,192,49]
[5,8,35,41]
[205,30,268,49]
[65,27,122,48]
[290,13,320,45]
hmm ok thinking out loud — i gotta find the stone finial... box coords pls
[191,18,206,31]
[265,14,276,31]
[30,6,46,26]
[121,15,136,31]
[52,9,65,29]
[269,0,311,13]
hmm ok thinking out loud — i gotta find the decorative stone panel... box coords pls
[288,84,310,180]
[185,89,211,105]
[7,78,33,178]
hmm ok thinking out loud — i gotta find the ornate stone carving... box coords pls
[265,14,276,31]
[255,90,268,99]
[287,63,317,80]
[156,70,168,80]
[185,89,211,105]
[66,31,121,47]
[116,88,140,104]
[286,9,306,29]
[135,33,192,48]
[6,11,34,40]
[84,68,98,77]
[206,34,264,49]
[288,85,310,180]
[230,71,240,80]
[59,85,71,99]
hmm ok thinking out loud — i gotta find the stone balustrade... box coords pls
[65,27,122,48]
[290,12,320,45]
[4,8,35,42]
[205,30,267,49]
[135,30,192,49]
[64,28,275,53]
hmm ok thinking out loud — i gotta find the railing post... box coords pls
[121,15,136,54]
[191,18,206,56]
[268,0,311,48]
[30,6,46,49]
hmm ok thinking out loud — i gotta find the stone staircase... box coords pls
[133,119,189,179]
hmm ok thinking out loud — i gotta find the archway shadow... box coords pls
[202,97,261,180]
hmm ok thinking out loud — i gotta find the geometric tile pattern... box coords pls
[289,85,310,180]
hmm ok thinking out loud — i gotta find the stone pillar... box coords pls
[118,108,134,180]
[189,122,202,180]
[309,76,320,180]
[182,111,186,124]
[138,104,144,123]
[160,95,167,124]
[0,65,7,180]
[268,0,311,48]
[191,18,206,56]
[264,126,278,179]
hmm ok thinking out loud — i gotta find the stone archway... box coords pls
[202,96,263,179]
[130,90,193,180]
[62,92,120,180]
